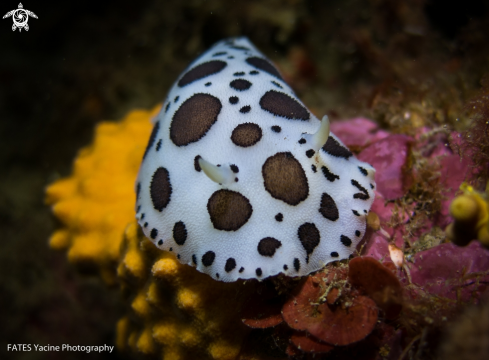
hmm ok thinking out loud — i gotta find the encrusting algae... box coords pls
[46,108,256,360]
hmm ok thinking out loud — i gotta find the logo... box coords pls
[3,3,37,32]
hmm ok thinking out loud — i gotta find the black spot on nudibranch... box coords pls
[351,179,370,200]
[259,90,310,120]
[225,258,236,272]
[321,166,340,182]
[212,51,227,57]
[150,228,158,239]
[165,103,170,113]
[245,57,283,80]
[173,221,187,245]
[283,264,288,271]
[355,230,361,237]
[158,240,163,246]
[271,81,283,89]
[239,105,251,113]
[370,184,375,189]
[352,210,360,216]
[321,136,353,159]
[136,182,141,198]
[192,254,197,265]
[311,165,317,173]
[230,164,239,173]
[340,235,352,247]
[256,268,263,277]
[170,93,222,146]
[306,149,315,158]
[156,139,162,151]
[143,121,160,159]
[294,258,300,272]
[298,138,306,144]
[174,96,179,103]
[275,213,283,222]
[262,152,309,206]
[230,79,252,91]
[331,252,339,258]
[205,82,212,86]
[298,223,320,255]
[319,193,339,221]
[231,123,262,147]
[239,267,244,273]
[229,96,239,104]
[178,60,227,87]
[207,189,253,231]
[229,45,251,51]
[257,237,282,257]
[249,70,259,75]
[359,166,368,176]
[202,251,215,266]
[194,155,202,172]
[271,125,281,133]
[234,71,245,76]
[150,167,172,211]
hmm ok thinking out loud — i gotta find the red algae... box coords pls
[289,332,334,354]
[282,273,379,346]
[241,300,283,329]
[241,284,284,329]
[348,257,403,320]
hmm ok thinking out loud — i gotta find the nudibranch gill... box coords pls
[136,37,376,282]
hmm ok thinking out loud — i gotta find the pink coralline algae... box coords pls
[407,241,489,302]
[330,117,389,150]
[345,119,489,325]
[359,127,478,258]
[358,134,412,200]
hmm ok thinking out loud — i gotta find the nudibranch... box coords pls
[136,37,376,282]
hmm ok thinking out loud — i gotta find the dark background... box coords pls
[0,0,488,359]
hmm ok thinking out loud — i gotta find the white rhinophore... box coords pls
[308,115,331,150]
[199,157,235,185]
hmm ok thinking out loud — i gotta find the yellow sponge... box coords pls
[446,182,489,248]
[45,109,156,284]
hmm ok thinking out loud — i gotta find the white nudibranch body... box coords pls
[135,37,376,282]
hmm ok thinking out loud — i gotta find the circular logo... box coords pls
[12,9,28,28]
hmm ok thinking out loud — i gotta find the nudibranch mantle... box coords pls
[136,37,376,282]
